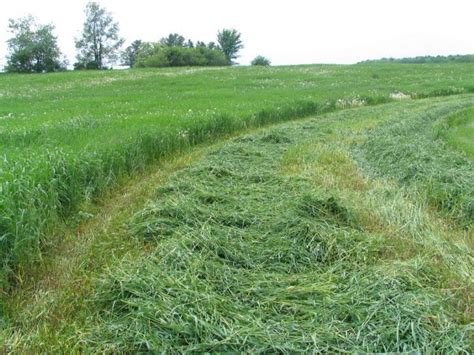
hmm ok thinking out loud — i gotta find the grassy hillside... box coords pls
[2,95,472,352]
[1,63,474,288]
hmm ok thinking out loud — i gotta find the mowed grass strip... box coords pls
[88,97,473,352]
[1,63,474,288]
[5,96,470,352]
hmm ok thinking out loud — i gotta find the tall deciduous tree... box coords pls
[75,2,124,69]
[5,16,66,73]
[217,29,243,64]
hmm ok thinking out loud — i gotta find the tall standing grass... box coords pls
[0,99,329,282]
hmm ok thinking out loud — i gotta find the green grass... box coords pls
[1,63,474,350]
[356,104,474,226]
[438,108,474,159]
[2,95,472,352]
[1,63,474,288]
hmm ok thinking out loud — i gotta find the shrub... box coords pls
[251,55,271,66]
[73,60,101,70]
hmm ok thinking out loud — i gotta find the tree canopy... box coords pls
[5,16,66,73]
[217,29,243,63]
[159,33,186,47]
[3,11,245,71]
[75,2,124,69]
[121,40,142,67]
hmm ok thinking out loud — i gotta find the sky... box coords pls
[0,0,473,68]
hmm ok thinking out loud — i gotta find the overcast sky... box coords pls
[0,0,473,68]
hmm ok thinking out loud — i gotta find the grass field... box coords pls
[2,94,473,352]
[0,63,473,351]
[1,63,474,285]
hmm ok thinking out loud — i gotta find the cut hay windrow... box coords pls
[71,97,473,352]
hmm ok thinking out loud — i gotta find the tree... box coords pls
[75,2,124,69]
[159,33,186,47]
[217,29,243,64]
[134,42,160,67]
[121,40,142,67]
[207,41,219,50]
[5,16,66,73]
[251,55,271,66]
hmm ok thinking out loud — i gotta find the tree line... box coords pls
[4,2,270,73]
[359,55,474,64]
[126,29,242,69]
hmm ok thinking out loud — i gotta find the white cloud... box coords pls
[0,0,473,68]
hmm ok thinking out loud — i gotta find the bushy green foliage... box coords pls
[134,33,227,68]
[137,46,229,67]
[133,41,159,66]
[5,16,66,73]
[251,55,271,66]
[73,60,100,70]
